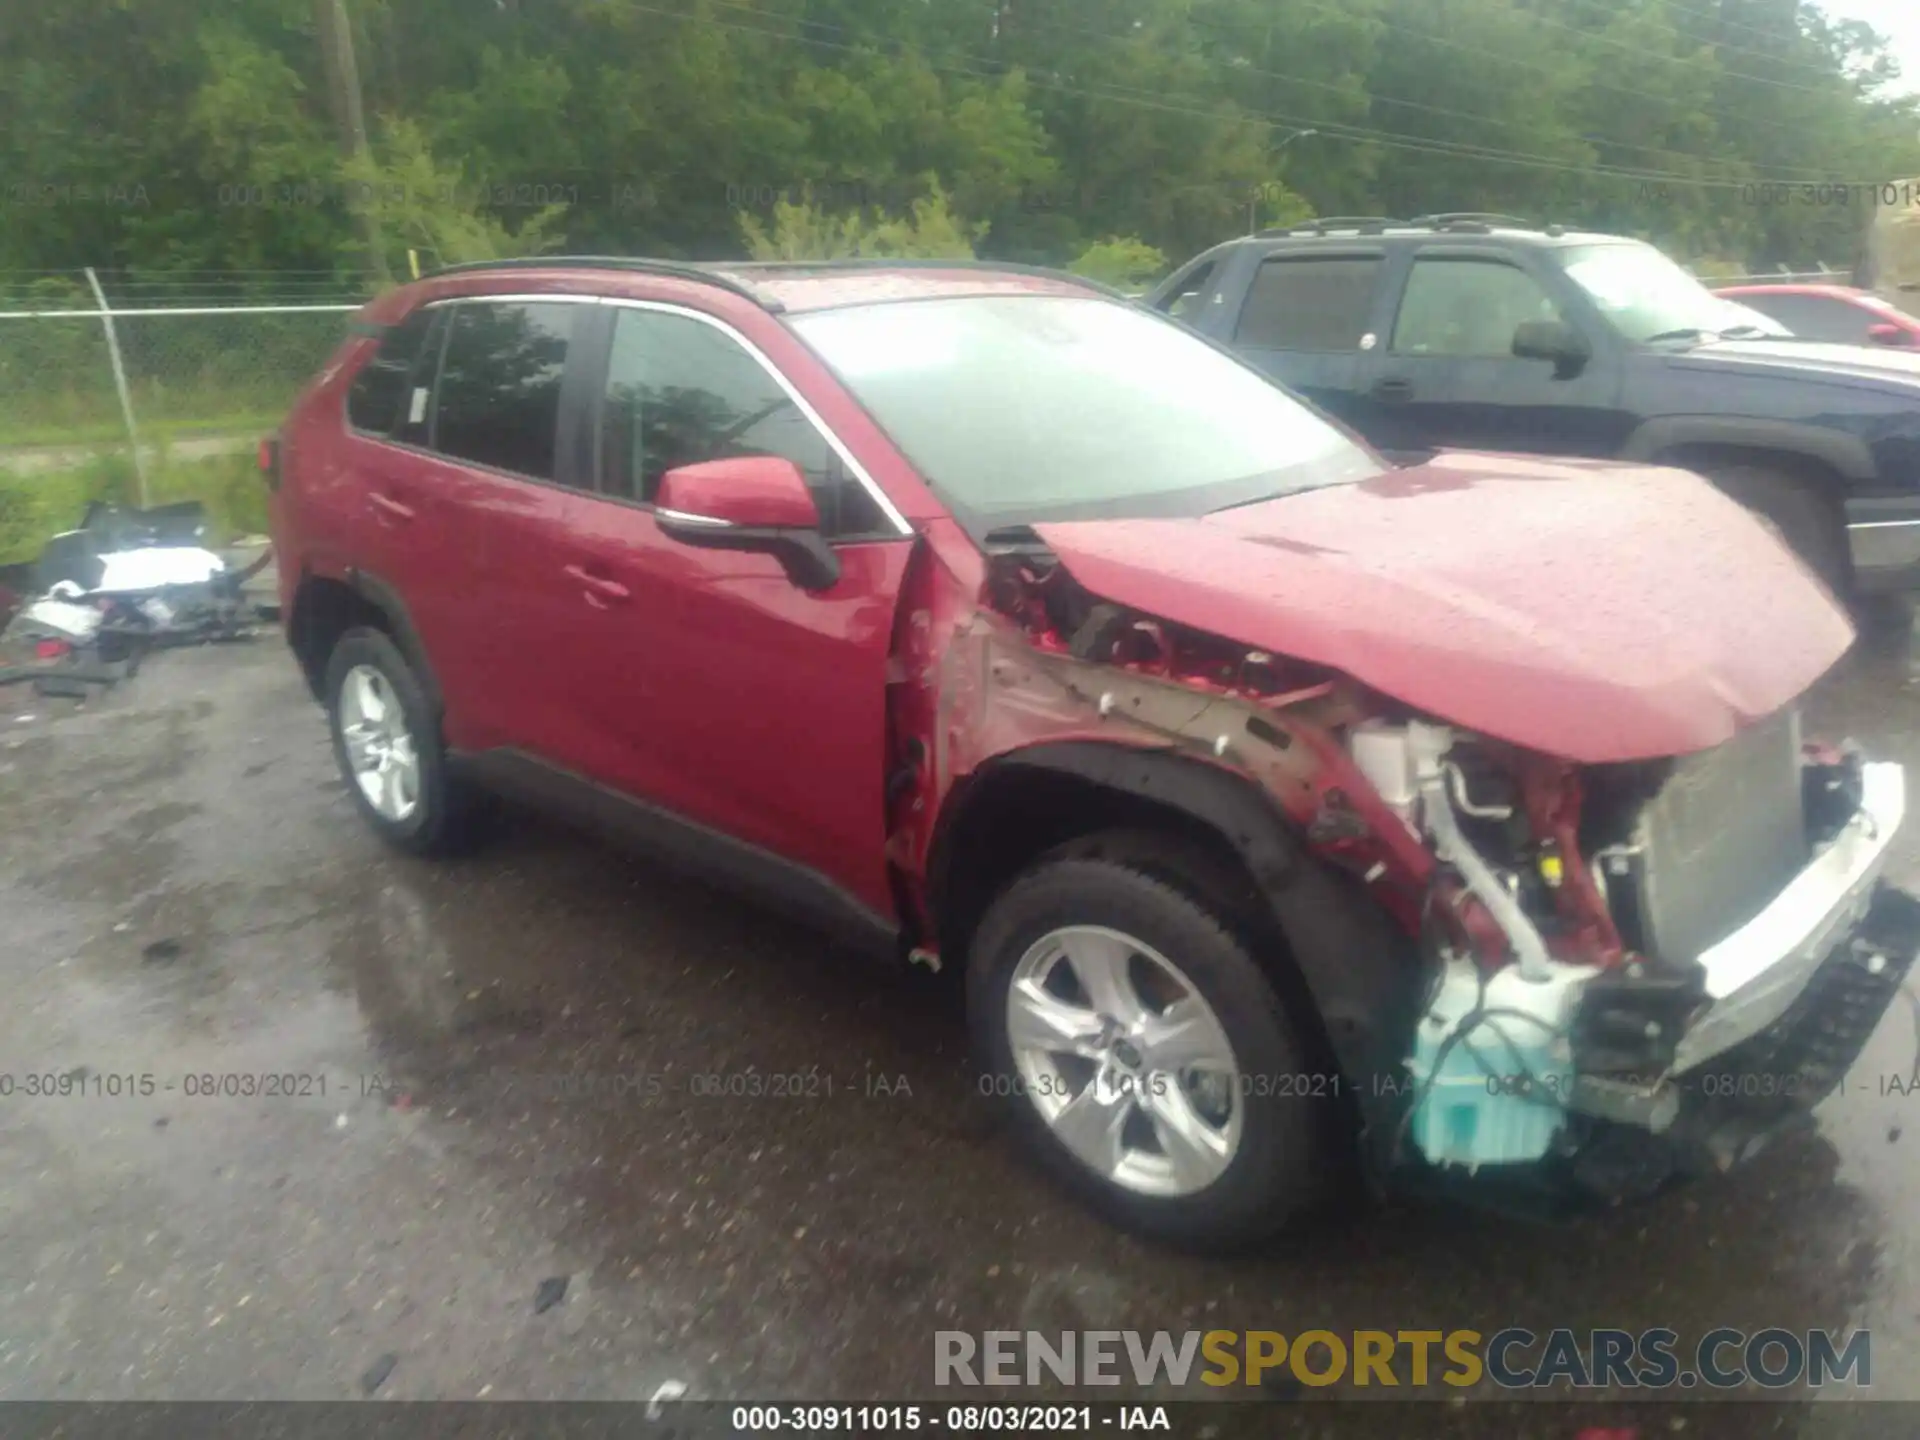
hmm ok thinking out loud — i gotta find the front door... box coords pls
[552,301,911,917]
[1367,251,1626,457]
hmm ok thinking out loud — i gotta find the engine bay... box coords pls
[976,536,1902,1185]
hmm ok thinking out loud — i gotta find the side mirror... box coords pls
[654,455,841,591]
[1512,318,1591,376]
[1867,322,1914,348]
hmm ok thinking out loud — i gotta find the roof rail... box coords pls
[425,255,784,311]
[1259,216,1403,237]
[1407,213,1539,231]
[705,257,1132,301]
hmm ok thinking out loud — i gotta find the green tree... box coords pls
[1068,236,1168,289]
[739,179,985,259]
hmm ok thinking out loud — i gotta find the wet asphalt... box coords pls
[0,621,1918,1434]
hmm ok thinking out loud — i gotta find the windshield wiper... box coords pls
[1642,327,1710,344]
[1716,324,1772,339]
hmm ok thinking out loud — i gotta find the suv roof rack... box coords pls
[424,254,1132,311]
[710,257,1130,301]
[1259,216,1403,237]
[1407,213,1540,231]
[426,255,786,311]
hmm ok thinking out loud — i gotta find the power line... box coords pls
[1228,0,1870,143]
[1649,0,1897,59]
[1499,0,1873,97]
[680,0,1887,190]
[1522,0,1894,91]
[989,1,1854,177]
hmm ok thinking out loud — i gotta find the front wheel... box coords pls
[1699,462,1849,599]
[967,851,1334,1250]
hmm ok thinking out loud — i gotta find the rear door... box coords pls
[1367,246,1627,457]
[548,300,912,916]
[405,295,597,756]
[1223,250,1387,432]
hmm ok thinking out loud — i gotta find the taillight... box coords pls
[258,435,281,490]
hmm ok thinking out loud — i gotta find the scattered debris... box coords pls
[140,939,181,965]
[0,501,279,705]
[645,1380,688,1418]
[1892,1126,1903,1144]
[359,1351,398,1395]
[533,1275,569,1314]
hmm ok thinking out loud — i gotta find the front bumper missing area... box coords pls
[1565,881,1920,1201]
[1669,761,1905,1073]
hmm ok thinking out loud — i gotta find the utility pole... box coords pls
[314,0,391,284]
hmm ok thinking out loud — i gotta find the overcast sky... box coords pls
[1816,0,1920,91]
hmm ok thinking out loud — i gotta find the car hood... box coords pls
[1032,451,1852,763]
[1669,337,1920,392]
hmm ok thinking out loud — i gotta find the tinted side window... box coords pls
[431,301,577,481]
[1234,257,1381,350]
[346,307,437,434]
[598,308,888,537]
[1741,294,1874,344]
[1393,258,1563,357]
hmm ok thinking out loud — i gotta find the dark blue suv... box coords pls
[1149,215,1920,603]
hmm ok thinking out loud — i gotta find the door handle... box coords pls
[369,491,416,521]
[1371,377,1414,402]
[564,563,631,604]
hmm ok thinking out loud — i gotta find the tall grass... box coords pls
[0,447,270,568]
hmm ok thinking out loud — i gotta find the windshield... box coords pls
[1557,242,1791,342]
[791,295,1380,532]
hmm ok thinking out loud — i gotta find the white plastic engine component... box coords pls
[1348,720,1418,821]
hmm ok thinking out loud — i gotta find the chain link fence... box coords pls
[0,302,363,450]
[0,272,370,565]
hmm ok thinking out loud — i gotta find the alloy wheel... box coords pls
[1005,924,1243,1197]
[338,663,420,823]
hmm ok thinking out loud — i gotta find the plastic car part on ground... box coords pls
[0,501,278,701]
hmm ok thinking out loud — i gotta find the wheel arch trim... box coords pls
[930,741,1422,1131]
[1622,416,1875,484]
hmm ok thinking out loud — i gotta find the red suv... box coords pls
[267,257,1917,1248]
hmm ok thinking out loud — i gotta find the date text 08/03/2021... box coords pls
[730,1406,1164,1432]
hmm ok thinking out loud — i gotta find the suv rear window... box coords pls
[431,301,578,481]
[1234,256,1380,350]
[346,307,437,435]
[1732,293,1874,345]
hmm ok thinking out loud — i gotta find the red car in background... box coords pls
[1712,282,1920,348]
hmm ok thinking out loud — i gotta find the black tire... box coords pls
[323,627,486,856]
[1698,461,1849,599]
[967,843,1335,1250]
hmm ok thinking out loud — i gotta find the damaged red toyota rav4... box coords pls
[265,257,1919,1249]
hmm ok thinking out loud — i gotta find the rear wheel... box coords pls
[1698,461,1849,598]
[324,627,486,856]
[967,845,1334,1250]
